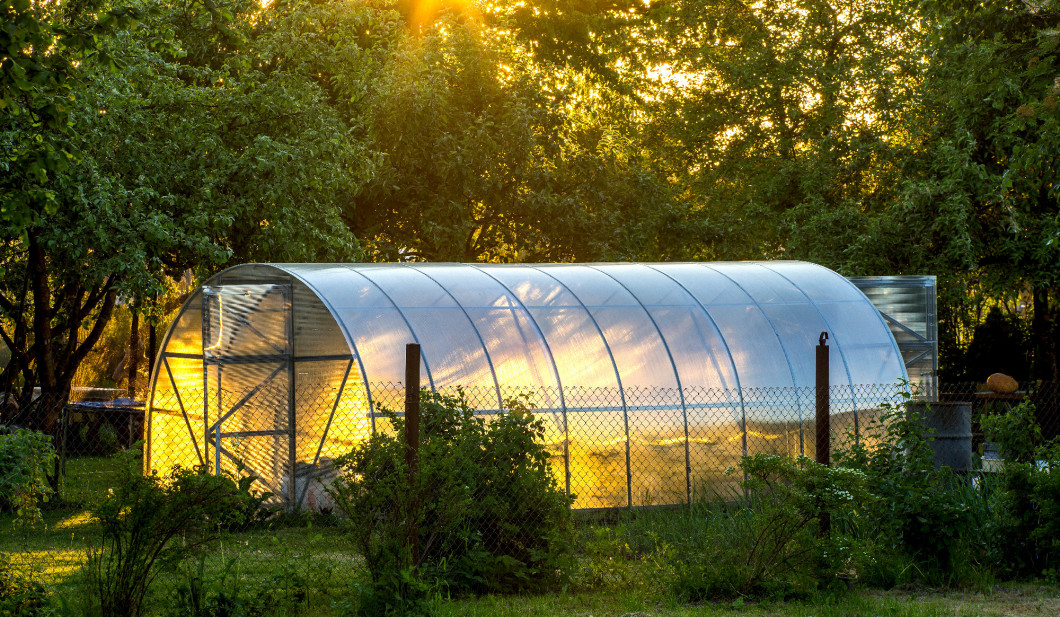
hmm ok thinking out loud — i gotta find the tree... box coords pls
[892,0,1060,379]
[640,0,924,262]
[0,0,371,432]
[346,8,697,262]
[1,0,140,236]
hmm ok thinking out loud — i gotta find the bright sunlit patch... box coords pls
[407,0,481,33]
[9,549,84,581]
[54,510,94,530]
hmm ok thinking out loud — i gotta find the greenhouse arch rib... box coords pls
[587,264,691,505]
[468,264,572,498]
[530,265,632,508]
[405,264,504,411]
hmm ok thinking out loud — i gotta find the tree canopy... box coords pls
[1,0,1059,421]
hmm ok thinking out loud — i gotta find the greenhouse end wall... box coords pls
[146,262,909,509]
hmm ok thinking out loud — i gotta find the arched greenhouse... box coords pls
[146,261,907,509]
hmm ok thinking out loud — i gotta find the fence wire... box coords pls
[3,381,1059,586]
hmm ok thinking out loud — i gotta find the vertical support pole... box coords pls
[561,397,570,501]
[405,343,421,567]
[286,286,297,511]
[816,331,830,537]
[201,290,212,472]
[816,332,830,467]
[624,402,632,508]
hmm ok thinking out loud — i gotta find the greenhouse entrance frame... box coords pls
[193,281,357,508]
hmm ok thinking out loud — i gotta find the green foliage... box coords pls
[0,428,55,524]
[82,453,254,617]
[165,545,328,617]
[328,391,573,614]
[669,455,869,600]
[981,400,1042,464]
[837,398,988,583]
[0,553,53,617]
[982,403,1060,576]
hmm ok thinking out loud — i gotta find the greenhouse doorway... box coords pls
[201,283,295,504]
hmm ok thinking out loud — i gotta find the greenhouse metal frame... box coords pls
[146,261,908,510]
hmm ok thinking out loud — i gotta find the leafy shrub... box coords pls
[981,400,1041,464]
[328,391,573,614]
[982,402,1060,576]
[0,428,56,524]
[82,452,256,617]
[0,554,52,617]
[837,397,987,584]
[670,455,869,600]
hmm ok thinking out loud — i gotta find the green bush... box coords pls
[0,428,56,524]
[837,398,988,584]
[982,402,1060,576]
[669,455,869,600]
[981,400,1041,464]
[82,452,255,617]
[328,391,573,614]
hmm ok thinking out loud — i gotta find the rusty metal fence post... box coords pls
[816,331,830,536]
[404,343,421,567]
[816,332,830,467]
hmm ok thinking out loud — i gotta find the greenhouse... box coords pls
[146,261,908,509]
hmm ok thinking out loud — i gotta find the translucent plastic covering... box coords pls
[146,261,907,509]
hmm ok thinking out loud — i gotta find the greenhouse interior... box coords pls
[146,261,924,510]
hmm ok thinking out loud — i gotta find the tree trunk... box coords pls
[1032,285,1059,383]
[128,305,140,399]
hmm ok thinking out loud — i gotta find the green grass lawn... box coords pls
[5,455,1060,616]
[439,586,1060,617]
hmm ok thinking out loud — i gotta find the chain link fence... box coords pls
[3,380,1059,589]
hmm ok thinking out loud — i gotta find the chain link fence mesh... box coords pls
[3,380,1059,587]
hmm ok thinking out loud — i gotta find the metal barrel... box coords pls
[908,401,973,472]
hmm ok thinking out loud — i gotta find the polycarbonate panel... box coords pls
[816,301,905,385]
[700,304,794,389]
[358,266,453,308]
[539,264,638,307]
[759,303,841,387]
[291,282,351,358]
[162,290,204,355]
[466,308,558,392]
[402,307,497,396]
[527,307,620,392]
[336,307,422,384]
[653,263,759,305]
[597,264,739,391]
[646,307,739,390]
[544,266,678,389]
[358,267,496,397]
[490,267,621,391]
[764,262,868,303]
[709,263,809,305]
[415,264,517,308]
